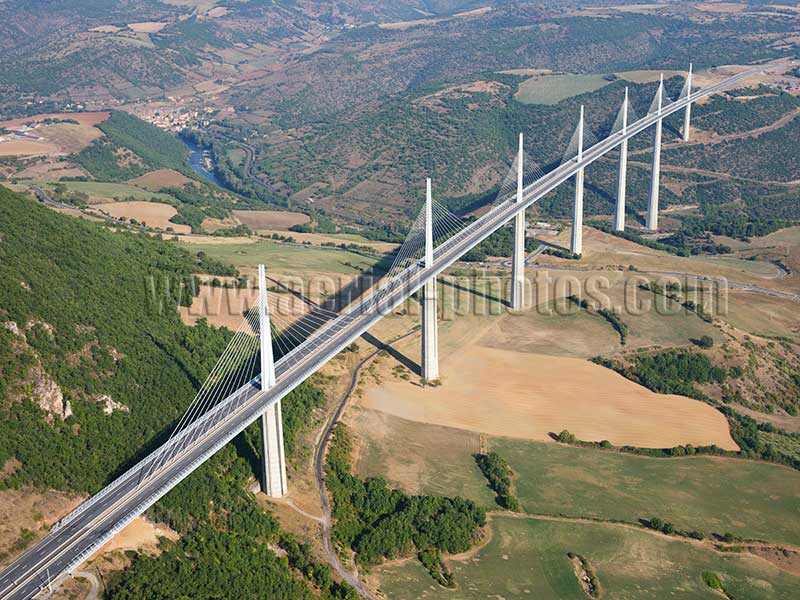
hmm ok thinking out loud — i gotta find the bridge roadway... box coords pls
[0,62,782,599]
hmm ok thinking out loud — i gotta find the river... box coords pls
[183,138,224,187]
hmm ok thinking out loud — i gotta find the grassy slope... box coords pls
[376,516,799,600]
[352,411,800,547]
[182,239,384,276]
[493,437,800,547]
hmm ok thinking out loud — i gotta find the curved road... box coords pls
[313,328,419,600]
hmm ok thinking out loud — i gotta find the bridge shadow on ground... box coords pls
[360,330,420,375]
[439,277,509,309]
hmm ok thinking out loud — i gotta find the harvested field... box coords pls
[180,283,314,329]
[13,160,88,181]
[258,230,397,253]
[175,234,256,245]
[350,409,495,504]
[362,346,738,450]
[127,22,167,32]
[515,73,611,105]
[0,139,57,156]
[0,112,110,129]
[232,209,310,231]
[201,216,239,232]
[93,201,190,233]
[128,169,193,190]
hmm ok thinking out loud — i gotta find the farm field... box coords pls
[543,227,789,287]
[361,345,738,449]
[180,239,386,277]
[349,408,495,505]
[351,411,800,545]
[615,69,687,83]
[46,181,176,203]
[128,168,193,190]
[493,436,800,546]
[514,73,612,105]
[720,289,800,340]
[257,229,398,253]
[232,209,311,231]
[179,281,314,330]
[374,516,800,600]
[0,112,110,129]
[92,201,190,233]
[0,140,57,156]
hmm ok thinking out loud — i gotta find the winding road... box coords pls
[313,328,420,600]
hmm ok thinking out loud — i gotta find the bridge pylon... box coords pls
[683,63,693,142]
[647,74,664,231]
[421,178,439,382]
[258,264,287,498]
[511,133,526,310]
[615,87,629,232]
[570,105,585,255]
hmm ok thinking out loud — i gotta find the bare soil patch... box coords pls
[128,169,193,190]
[92,201,191,233]
[362,346,738,450]
[89,516,177,559]
[0,489,84,567]
[233,209,310,231]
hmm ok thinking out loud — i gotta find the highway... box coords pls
[0,61,788,600]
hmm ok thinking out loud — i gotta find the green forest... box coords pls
[73,111,190,181]
[325,424,485,584]
[0,186,243,492]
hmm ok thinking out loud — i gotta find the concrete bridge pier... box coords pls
[258,264,287,498]
[511,133,526,310]
[647,75,664,231]
[421,178,440,382]
[615,88,629,232]
[683,63,693,142]
[570,105,585,255]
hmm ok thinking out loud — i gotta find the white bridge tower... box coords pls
[258,264,287,498]
[683,63,693,142]
[511,133,526,310]
[647,74,664,231]
[421,178,440,382]
[570,105,585,255]
[615,87,629,231]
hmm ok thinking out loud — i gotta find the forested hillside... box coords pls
[0,185,237,492]
[73,110,191,181]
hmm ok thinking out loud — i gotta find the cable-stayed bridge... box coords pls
[0,60,792,600]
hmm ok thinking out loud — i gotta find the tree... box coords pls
[697,335,714,349]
